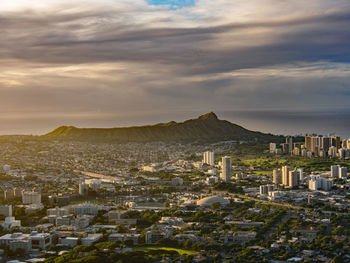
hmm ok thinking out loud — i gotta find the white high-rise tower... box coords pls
[221,156,231,183]
[203,151,215,166]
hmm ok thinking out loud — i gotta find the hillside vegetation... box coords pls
[44,112,280,143]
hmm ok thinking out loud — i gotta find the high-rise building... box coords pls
[309,176,333,191]
[288,170,299,187]
[297,168,304,183]
[342,139,347,149]
[286,136,293,152]
[345,139,350,149]
[338,148,346,159]
[306,135,320,155]
[328,146,337,158]
[259,185,268,195]
[321,137,331,152]
[282,166,290,186]
[220,156,231,183]
[331,136,341,149]
[305,136,312,151]
[281,143,290,154]
[269,143,277,154]
[203,151,215,166]
[281,166,302,187]
[331,165,340,178]
[311,136,321,155]
[339,167,347,179]
[294,143,301,149]
[305,135,340,156]
[292,147,300,156]
[301,148,307,157]
[273,169,282,184]
[319,150,326,158]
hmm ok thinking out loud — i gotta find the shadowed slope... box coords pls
[44,112,279,143]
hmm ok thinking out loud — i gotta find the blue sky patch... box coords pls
[147,0,195,9]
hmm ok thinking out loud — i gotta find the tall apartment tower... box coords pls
[286,136,293,152]
[305,135,312,151]
[288,170,299,187]
[281,143,290,154]
[321,137,331,152]
[331,136,341,149]
[346,139,350,149]
[338,149,346,159]
[328,146,337,158]
[203,151,215,166]
[297,168,304,183]
[311,136,321,155]
[269,143,277,154]
[221,156,231,183]
[273,169,282,184]
[282,166,290,186]
[331,165,340,178]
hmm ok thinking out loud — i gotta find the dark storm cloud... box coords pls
[1,8,350,71]
[1,0,350,134]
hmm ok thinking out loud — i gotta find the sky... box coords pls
[1,0,350,136]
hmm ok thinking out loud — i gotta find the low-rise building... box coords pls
[30,232,52,250]
[0,205,12,217]
[71,203,99,216]
[0,232,52,251]
[61,237,79,247]
[108,233,140,244]
[225,221,264,228]
[47,207,69,217]
[171,177,184,186]
[22,191,41,205]
[2,217,21,230]
[220,231,256,244]
[81,234,103,246]
[107,210,137,225]
[145,230,172,244]
[56,215,74,227]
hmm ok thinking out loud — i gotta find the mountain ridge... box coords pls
[44,112,280,143]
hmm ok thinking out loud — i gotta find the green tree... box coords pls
[210,202,221,210]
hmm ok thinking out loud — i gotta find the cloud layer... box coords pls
[1,0,350,134]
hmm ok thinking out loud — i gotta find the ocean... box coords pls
[219,109,350,139]
[0,109,349,138]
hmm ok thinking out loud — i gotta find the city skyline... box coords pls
[1,2,350,260]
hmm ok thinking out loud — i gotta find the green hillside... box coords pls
[44,112,280,143]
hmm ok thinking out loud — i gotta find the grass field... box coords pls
[252,171,272,175]
[133,246,198,255]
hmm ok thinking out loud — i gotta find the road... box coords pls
[212,190,303,210]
